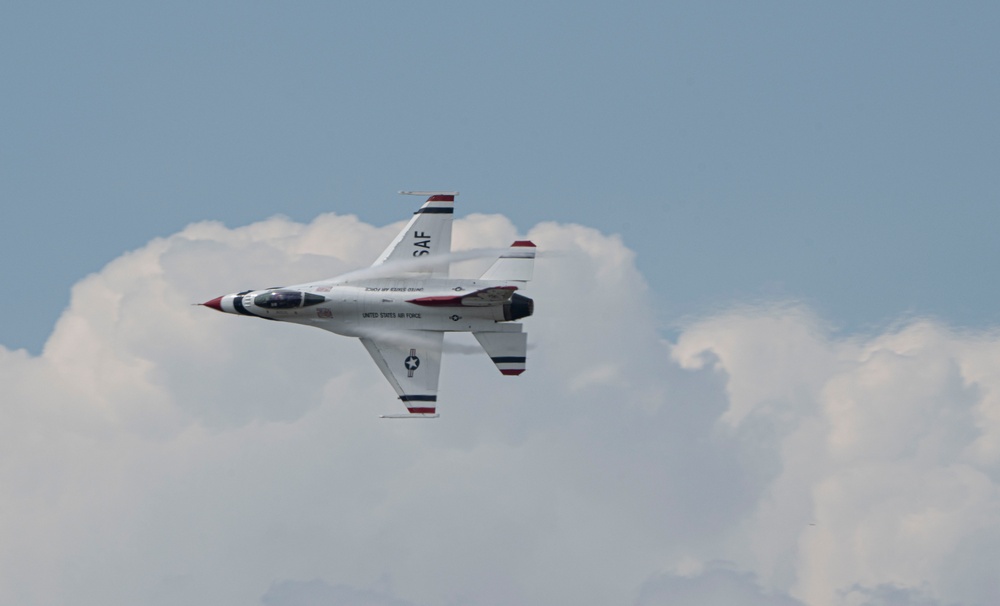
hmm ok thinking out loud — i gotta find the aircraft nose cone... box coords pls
[201,296,224,311]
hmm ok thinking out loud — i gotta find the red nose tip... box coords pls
[201,296,224,311]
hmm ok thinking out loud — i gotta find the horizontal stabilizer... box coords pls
[474,330,528,376]
[379,413,441,419]
[480,240,535,282]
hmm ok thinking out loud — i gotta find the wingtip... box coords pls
[399,190,459,197]
[399,190,458,203]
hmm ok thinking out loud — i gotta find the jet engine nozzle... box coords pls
[503,293,534,321]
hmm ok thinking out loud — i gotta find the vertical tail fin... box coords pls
[480,240,536,282]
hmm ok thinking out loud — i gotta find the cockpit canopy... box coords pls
[253,290,326,309]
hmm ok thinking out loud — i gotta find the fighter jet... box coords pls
[200,192,535,418]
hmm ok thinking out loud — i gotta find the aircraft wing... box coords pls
[359,330,443,416]
[372,192,456,278]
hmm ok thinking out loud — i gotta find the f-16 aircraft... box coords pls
[200,192,535,418]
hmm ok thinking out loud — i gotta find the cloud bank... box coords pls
[1,212,998,606]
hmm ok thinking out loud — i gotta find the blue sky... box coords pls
[4,5,1000,604]
[3,1,999,348]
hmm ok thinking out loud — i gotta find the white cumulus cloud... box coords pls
[0,212,998,606]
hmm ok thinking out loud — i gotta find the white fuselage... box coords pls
[212,277,529,337]
[200,191,536,415]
